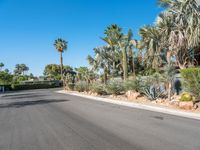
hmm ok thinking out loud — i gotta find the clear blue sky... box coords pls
[0,0,162,76]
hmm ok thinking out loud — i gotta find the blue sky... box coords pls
[0,0,162,76]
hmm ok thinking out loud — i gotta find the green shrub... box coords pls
[0,84,12,91]
[124,77,143,92]
[106,80,125,95]
[74,81,89,92]
[179,92,195,102]
[11,83,56,91]
[180,68,200,100]
[90,82,107,95]
[141,85,163,100]
[67,83,75,91]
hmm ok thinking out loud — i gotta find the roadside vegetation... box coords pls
[1,0,199,110]
[62,0,200,110]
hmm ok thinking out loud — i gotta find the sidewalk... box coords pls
[57,90,200,120]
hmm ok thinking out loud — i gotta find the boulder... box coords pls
[179,101,194,110]
[194,102,200,110]
[126,91,140,100]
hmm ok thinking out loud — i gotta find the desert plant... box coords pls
[90,82,107,95]
[141,85,163,101]
[124,80,137,91]
[179,92,195,102]
[74,81,89,92]
[106,80,125,95]
[125,75,145,91]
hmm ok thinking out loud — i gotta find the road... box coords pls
[0,89,199,150]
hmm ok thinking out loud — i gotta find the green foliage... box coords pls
[0,84,12,91]
[141,85,163,100]
[90,82,107,95]
[180,68,200,100]
[75,67,97,83]
[54,38,68,52]
[74,81,89,92]
[11,83,57,91]
[123,79,142,92]
[0,71,13,84]
[179,92,194,102]
[14,64,29,75]
[12,75,29,84]
[67,83,75,91]
[44,64,73,80]
[106,80,125,95]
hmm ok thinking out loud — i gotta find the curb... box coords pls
[56,90,200,121]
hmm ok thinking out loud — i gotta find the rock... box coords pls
[170,100,180,107]
[179,101,194,110]
[194,102,200,110]
[126,91,140,100]
[156,99,165,104]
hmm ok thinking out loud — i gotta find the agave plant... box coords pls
[141,85,164,101]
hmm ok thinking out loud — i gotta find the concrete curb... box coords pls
[56,90,200,120]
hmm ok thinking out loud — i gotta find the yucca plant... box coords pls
[141,85,163,101]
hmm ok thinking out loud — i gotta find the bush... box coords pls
[67,83,75,91]
[124,77,143,92]
[0,84,12,91]
[179,92,195,102]
[180,68,200,100]
[106,80,125,95]
[74,81,89,92]
[141,85,163,100]
[11,83,56,91]
[90,82,107,95]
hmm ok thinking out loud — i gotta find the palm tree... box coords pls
[54,38,68,80]
[162,64,176,100]
[157,0,200,68]
[14,64,29,75]
[0,63,4,71]
[87,46,112,84]
[102,24,123,77]
[139,26,163,71]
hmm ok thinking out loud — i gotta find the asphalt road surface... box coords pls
[0,89,199,150]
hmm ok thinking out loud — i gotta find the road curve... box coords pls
[0,89,199,150]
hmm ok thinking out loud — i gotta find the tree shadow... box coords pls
[0,99,69,109]
[2,94,47,100]
[1,93,39,97]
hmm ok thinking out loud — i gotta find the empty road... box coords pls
[0,89,199,150]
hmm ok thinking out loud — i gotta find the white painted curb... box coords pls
[56,90,200,120]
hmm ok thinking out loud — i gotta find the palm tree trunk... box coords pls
[60,52,63,81]
[122,48,128,81]
[168,81,172,101]
[104,68,108,84]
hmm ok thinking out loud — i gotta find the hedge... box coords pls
[0,84,12,91]
[11,83,58,91]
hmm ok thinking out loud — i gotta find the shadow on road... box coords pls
[0,99,69,108]
[2,94,48,100]
[1,93,37,98]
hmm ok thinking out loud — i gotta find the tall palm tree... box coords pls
[139,26,163,71]
[157,0,200,68]
[54,38,68,80]
[102,24,123,77]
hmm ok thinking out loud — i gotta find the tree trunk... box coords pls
[104,68,108,84]
[168,81,172,101]
[60,52,63,81]
[112,61,116,78]
[167,50,171,64]
[122,48,128,81]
